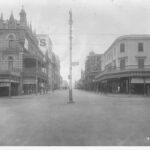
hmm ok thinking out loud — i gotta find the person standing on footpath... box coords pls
[118,85,120,93]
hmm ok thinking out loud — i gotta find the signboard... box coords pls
[37,34,52,59]
[72,62,79,66]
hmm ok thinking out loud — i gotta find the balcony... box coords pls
[0,66,21,76]
[95,65,150,81]
[23,68,36,77]
[23,68,48,79]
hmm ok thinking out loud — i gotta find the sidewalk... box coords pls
[98,92,150,98]
[0,91,53,100]
[84,90,150,98]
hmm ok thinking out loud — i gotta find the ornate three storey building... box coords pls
[0,7,49,96]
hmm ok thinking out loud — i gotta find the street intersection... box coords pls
[0,90,150,146]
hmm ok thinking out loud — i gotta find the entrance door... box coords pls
[0,87,9,96]
[11,83,19,96]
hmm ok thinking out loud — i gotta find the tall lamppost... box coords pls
[68,9,74,103]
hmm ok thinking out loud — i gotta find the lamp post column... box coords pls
[68,10,74,103]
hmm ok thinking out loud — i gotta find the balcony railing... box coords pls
[0,66,21,76]
[96,65,150,79]
[23,68,48,78]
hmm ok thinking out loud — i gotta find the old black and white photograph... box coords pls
[0,0,150,147]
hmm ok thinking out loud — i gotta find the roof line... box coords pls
[104,34,150,54]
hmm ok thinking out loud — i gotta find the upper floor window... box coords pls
[138,58,144,69]
[138,43,143,52]
[8,56,13,71]
[120,59,125,70]
[114,48,116,56]
[113,60,116,69]
[9,40,15,48]
[120,43,125,53]
[7,34,16,48]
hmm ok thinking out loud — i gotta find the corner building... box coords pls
[0,8,48,96]
[95,35,150,95]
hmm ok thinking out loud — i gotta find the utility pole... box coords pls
[68,9,74,103]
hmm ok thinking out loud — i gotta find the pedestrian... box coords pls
[118,85,120,93]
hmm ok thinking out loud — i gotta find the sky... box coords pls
[1,0,150,83]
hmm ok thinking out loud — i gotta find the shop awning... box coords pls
[23,79,36,84]
[131,78,150,83]
[0,82,10,87]
[145,78,150,83]
[131,78,144,83]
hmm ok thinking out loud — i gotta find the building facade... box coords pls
[51,53,61,90]
[0,8,49,96]
[95,35,150,95]
[37,34,53,91]
[84,51,102,91]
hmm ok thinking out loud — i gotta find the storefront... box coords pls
[0,82,10,96]
[0,82,19,96]
[23,79,37,94]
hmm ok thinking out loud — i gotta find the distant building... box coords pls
[36,34,53,91]
[84,51,102,90]
[51,53,61,90]
[60,80,68,89]
[95,35,150,95]
[55,55,61,89]
[75,70,86,89]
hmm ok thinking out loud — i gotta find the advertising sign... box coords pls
[37,34,52,59]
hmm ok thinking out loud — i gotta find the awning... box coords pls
[145,78,150,83]
[23,79,36,84]
[131,78,144,83]
[101,80,107,84]
[0,82,10,87]
[0,79,19,83]
[131,78,150,83]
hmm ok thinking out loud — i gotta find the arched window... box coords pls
[7,34,16,48]
[8,56,13,71]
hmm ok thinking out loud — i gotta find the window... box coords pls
[138,43,143,52]
[138,58,144,69]
[9,40,15,48]
[120,59,125,70]
[120,43,125,53]
[113,60,116,69]
[114,48,116,56]
[8,56,13,71]
[7,34,16,48]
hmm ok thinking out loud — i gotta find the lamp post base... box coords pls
[67,101,74,104]
[68,89,74,104]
